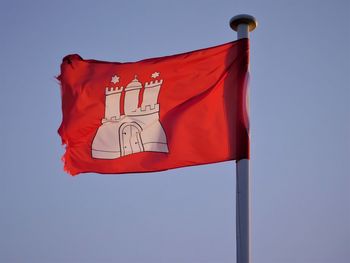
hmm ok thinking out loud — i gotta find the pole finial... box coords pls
[230,14,257,32]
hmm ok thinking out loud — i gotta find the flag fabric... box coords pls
[58,39,250,176]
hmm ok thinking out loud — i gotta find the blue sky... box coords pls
[0,0,349,262]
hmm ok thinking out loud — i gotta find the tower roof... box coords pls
[125,75,142,91]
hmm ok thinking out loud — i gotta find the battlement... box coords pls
[141,104,159,111]
[102,115,122,124]
[105,86,123,95]
[128,104,160,116]
[145,79,163,88]
[102,104,159,122]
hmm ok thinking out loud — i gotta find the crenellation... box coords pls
[140,104,159,111]
[128,104,160,116]
[102,115,122,123]
[110,116,121,121]
[105,86,123,95]
[145,79,163,88]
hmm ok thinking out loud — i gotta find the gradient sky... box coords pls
[0,0,349,262]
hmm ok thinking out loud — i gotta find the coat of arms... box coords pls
[92,72,169,159]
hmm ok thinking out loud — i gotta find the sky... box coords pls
[0,0,349,262]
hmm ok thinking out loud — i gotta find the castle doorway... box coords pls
[120,123,144,156]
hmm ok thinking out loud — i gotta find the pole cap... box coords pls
[230,14,258,32]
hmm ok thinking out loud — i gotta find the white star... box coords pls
[111,75,120,84]
[151,72,160,78]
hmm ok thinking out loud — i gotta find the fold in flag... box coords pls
[58,39,250,175]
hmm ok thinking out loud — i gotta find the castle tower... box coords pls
[142,79,163,109]
[104,87,123,121]
[124,76,142,114]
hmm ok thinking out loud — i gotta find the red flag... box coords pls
[58,39,249,175]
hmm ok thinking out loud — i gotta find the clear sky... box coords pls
[0,0,349,262]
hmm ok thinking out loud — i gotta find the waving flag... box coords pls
[58,39,249,175]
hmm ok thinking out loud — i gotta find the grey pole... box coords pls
[229,14,257,263]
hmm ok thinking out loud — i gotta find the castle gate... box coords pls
[119,123,144,156]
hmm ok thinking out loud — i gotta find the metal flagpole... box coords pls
[229,14,257,263]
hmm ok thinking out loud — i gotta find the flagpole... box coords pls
[229,14,257,263]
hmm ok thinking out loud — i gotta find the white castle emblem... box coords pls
[92,72,169,159]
